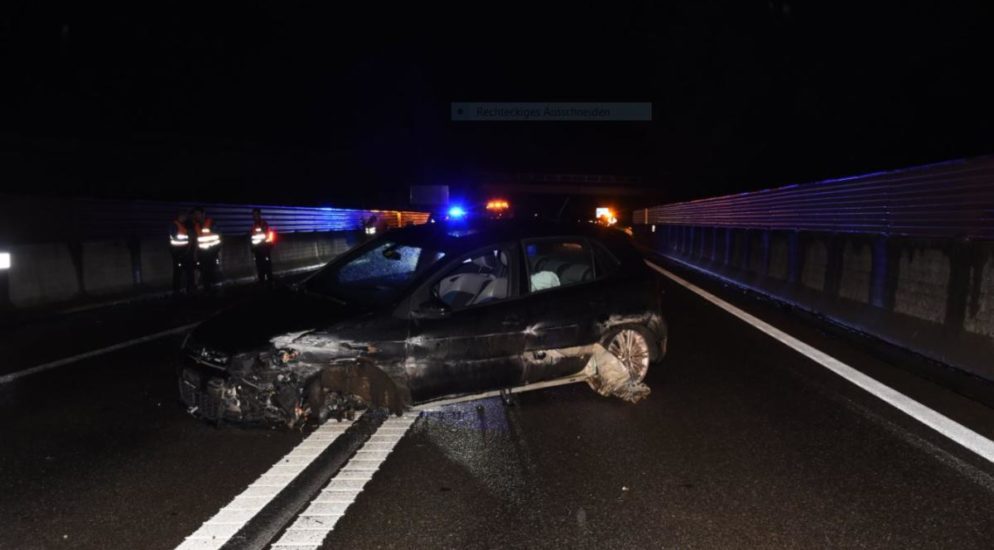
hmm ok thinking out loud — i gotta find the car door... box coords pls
[519,236,606,383]
[405,243,527,402]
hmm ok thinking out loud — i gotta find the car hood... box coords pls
[190,289,364,353]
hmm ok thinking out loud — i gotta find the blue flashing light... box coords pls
[447,205,467,219]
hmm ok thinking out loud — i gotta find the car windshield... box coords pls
[304,240,445,306]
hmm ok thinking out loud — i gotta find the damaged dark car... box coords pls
[178,220,667,426]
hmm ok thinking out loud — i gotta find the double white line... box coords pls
[175,413,419,550]
[271,413,419,549]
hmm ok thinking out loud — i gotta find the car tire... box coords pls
[654,332,668,365]
[603,325,652,384]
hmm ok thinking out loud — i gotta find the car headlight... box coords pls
[185,336,231,366]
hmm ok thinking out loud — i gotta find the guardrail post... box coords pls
[710,227,719,262]
[869,235,889,308]
[724,228,734,266]
[696,226,705,259]
[694,227,708,260]
[712,227,722,262]
[741,230,752,270]
[760,230,772,276]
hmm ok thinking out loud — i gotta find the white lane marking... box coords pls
[175,418,360,550]
[0,322,198,384]
[645,259,994,465]
[270,413,420,550]
[0,265,329,385]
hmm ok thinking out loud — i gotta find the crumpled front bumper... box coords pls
[178,350,313,426]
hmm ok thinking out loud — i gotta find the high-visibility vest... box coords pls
[170,220,190,247]
[250,220,275,247]
[195,218,222,250]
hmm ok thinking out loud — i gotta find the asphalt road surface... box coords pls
[3,258,994,549]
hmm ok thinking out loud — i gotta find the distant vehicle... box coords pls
[178,220,667,426]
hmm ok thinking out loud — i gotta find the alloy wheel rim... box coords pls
[608,329,650,382]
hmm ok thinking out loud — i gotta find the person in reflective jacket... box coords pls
[169,209,194,294]
[192,207,221,293]
[249,208,275,286]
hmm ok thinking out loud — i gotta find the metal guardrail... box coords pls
[0,196,429,244]
[633,156,994,239]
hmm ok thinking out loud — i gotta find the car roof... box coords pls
[388,219,639,260]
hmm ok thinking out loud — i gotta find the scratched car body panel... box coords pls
[178,220,667,426]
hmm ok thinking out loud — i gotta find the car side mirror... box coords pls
[414,297,451,319]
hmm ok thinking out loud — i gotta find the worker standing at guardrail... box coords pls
[169,209,195,294]
[192,207,221,293]
[249,208,275,286]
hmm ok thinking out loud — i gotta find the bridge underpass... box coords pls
[3,159,994,549]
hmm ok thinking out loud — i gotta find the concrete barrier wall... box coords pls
[82,241,135,296]
[839,240,872,304]
[219,236,257,281]
[140,238,175,288]
[8,243,81,308]
[637,225,994,382]
[1,230,366,310]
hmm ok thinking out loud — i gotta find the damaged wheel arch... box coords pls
[303,359,408,421]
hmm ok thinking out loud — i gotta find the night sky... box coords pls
[2,1,993,206]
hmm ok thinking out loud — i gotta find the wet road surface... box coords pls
[2,258,994,549]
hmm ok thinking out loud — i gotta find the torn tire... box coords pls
[583,341,651,403]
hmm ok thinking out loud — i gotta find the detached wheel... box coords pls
[606,327,651,383]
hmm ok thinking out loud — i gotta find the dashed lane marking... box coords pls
[646,258,994,465]
[269,413,420,550]
[175,417,360,550]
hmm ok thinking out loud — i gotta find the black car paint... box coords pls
[178,221,666,424]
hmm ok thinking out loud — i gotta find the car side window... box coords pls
[523,238,595,292]
[432,247,512,309]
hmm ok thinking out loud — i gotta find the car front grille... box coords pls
[178,368,226,422]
